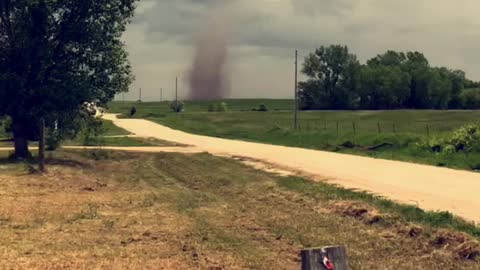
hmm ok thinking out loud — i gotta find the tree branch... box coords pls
[0,0,14,44]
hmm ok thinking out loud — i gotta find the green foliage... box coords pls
[300,45,361,110]
[208,104,216,112]
[129,106,137,117]
[0,117,12,137]
[217,102,228,112]
[461,89,480,109]
[416,137,445,153]
[258,104,268,112]
[44,111,95,150]
[300,46,477,110]
[46,128,62,151]
[0,0,137,157]
[82,119,105,147]
[418,124,480,153]
[448,124,480,151]
[367,51,407,66]
[170,101,185,113]
[359,65,411,109]
[207,102,229,112]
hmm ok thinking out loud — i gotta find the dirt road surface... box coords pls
[103,114,480,223]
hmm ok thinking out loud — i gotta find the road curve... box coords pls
[104,114,480,223]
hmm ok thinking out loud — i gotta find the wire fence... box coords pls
[270,118,462,137]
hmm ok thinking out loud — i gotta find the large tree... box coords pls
[0,0,136,158]
[300,45,360,109]
[447,69,466,109]
[367,50,407,67]
[359,65,411,109]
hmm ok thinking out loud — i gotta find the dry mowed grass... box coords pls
[0,150,478,269]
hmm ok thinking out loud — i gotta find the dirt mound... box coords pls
[432,231,480,260]
[331,201,480,261]
[332,201,385,225]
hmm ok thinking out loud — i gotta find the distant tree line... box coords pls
[299,45,480,110]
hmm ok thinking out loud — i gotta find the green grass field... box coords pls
[108,99,293,117]
[109,100,480,170]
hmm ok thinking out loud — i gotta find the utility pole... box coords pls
[294,50,299,131]
[122,92,125,103]
[175,77,178,103]
[38,118,45,173]
[160,88,163,102]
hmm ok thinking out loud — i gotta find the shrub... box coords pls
[208,104,216,112]
[216,102,228,112]
[449,124,480,151]
[129,106,137,117]
[0,116,12,134]
[170,101,185,112]
[258,104,268,112]
[207,102,228,112]
[82,118,105,146]
[341,141,355,148]
[417,124,480,153]
[443,145,456,154]
[46,127,62,151]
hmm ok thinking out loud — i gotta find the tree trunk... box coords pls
[12,120,31,159]
[13,136,30,159]
[38,118,46,172]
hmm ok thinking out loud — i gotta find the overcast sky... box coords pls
[119,0,480,101]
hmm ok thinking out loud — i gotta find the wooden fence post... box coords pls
[352,122,356,144]
[301,246,349,270]
[38,118,46,173]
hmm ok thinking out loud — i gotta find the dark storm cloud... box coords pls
[290,0,354,16]
[133,0,237,44]
[122,0,480,101]
[131,0,370,55]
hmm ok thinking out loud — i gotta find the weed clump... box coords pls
[207,102,228,112]
[129,106,137,117]
[258,104,268,112]
[418,124,480,153]
[170,101,185,112]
